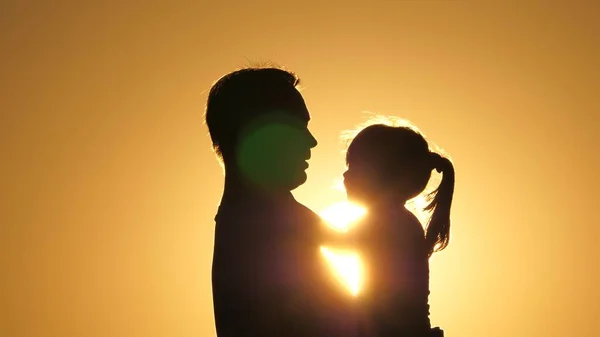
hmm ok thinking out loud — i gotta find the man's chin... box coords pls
[287,171,308,191]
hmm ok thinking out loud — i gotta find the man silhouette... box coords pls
[205,67,355,337]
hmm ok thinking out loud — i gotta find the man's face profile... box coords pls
[236,90,317,191]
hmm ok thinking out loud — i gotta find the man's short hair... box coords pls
[204,66,301,161]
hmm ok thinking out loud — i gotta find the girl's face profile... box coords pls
[343,167,361,202]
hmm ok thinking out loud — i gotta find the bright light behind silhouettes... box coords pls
[319,201,367,296]
[320,247,363,296]
[319,201,367,232]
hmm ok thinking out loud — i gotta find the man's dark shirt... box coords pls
[211,189,358,337]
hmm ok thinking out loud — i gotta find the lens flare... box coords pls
[319,201,367,295]
[319,201,367,232]
[320,247,363,296]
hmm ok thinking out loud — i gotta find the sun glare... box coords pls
[319,201,367,296]
[320,247,363,296]
[319,201,367,232]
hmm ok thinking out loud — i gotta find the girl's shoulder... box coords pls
[360,207,424,239]
[384,209,426,249]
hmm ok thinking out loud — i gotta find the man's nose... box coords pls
[306,130,317,148]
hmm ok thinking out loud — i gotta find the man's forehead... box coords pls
[270,87,310,121]
[252,110,308,128]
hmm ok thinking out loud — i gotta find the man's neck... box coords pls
[222,171,294,204]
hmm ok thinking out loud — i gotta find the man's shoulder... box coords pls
[213,195,326,245]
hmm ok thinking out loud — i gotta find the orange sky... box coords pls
[1,1,599,337]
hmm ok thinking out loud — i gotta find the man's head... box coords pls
[205,67,317,191]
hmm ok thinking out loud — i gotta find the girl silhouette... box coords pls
[343,122,455,337]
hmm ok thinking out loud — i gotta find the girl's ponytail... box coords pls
[424,153,455,256]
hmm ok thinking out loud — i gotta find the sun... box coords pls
[320,247,363,296]
[319,200,367,232]
[319,201,366,296]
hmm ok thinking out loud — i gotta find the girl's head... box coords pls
[343,123,455,254]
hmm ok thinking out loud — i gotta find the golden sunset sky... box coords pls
[1,1,599,337]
